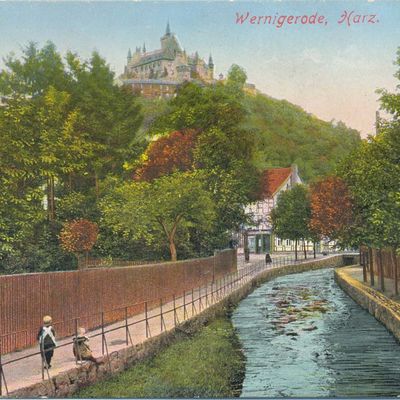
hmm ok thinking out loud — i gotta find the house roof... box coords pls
[261,167,292,198]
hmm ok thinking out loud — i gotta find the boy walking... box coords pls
[37,315,57,369]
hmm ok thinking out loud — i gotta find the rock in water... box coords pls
[302,325,318,331]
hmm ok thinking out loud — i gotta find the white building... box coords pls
[241,165,336,254]
[244,165,302,253]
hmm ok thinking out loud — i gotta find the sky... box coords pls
[0,1,400,136]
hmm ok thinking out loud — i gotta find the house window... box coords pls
[286,239,290,246]
[277,238,282,246]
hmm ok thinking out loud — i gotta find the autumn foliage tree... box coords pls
[59,219,99,266]
[134,129,198,181]
[309,176,354,244]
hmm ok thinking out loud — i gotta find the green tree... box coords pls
[66,51,143,191]
[100,172,215,261]
[0,41,68,97]
[270,184,312,260]
[0,42,143,272]
[226,64,247,92]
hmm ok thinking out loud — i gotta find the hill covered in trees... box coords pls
[140,83,360,183]
[242,93,361,181]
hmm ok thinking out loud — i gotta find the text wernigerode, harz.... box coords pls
[235,11,379,28]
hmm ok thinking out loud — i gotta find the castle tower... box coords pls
[208,54,214,80]
[142,42,146,53]
[127,48,132,64]
[160,22,182,55]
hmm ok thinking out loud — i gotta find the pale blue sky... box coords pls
[1,1,400,135]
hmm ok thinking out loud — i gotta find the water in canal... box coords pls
[232,268,400,397]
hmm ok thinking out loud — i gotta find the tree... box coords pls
[310,176,354,244]
[0,42,143,272]
[145,79,260,251]
[226,64,247,91]
[338,124,400,290]
[134,129,199,181]
[101,172,216,261]
[150,80,246,135]
[65,51,143,189]
[59,219,99,266]
[0,41,68,97]
[270,185,312,260]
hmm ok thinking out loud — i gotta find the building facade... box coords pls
[121,23,214,98]
[243,165,303,253]
[240,165,335,254]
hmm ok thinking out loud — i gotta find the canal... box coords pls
[232,268,400,397]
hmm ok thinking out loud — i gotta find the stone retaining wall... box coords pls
[8,255,346,398]
[335,266,400,342]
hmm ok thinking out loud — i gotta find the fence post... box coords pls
[183,291,188,319]
[173,295,177,327]
[191,288,197,316]
[74,318,82,364]
[191,289,194,316]
[145,302,150,338]
[0,342,9,397]
[205,283,209,307]
[198,286,202,312]
[125,307,129,345]
[40,339,45,380]
[125,307,133,346]
[101,312,105,355]
[101,325,112,374]
[160,298,163,332]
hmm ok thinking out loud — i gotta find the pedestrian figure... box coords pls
[73,327,103,364]
[265,253,272,264]
[37,315,57,369]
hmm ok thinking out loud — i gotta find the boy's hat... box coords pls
[43,315,52,326]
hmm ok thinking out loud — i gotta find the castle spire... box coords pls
[142,42,146,53]
[208,54,214,68]
[127,48,132,63]
[166,21,171,36]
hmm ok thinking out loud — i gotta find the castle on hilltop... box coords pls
[121,23,215,98]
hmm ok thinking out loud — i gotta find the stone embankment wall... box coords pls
[0,249,236,354]
[7,255,346,398]
[335,267,400,342]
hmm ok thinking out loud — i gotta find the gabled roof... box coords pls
[261,167,292,198]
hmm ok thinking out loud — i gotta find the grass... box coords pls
[74,318,245,398]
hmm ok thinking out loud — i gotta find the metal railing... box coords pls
[0,253,333,396]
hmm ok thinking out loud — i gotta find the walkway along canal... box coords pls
[232,268,400,397]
